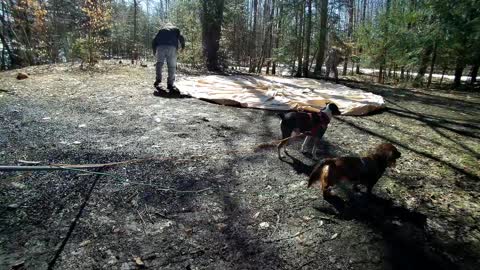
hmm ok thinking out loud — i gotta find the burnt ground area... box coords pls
[0,62,479,270]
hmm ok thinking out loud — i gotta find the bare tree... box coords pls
[313,0,328,76]
[201,0,225,71]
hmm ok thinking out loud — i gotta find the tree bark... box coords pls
[201,0,225,71]
[133,0,138,57]
[0,32,15,67]
[356,0,367,74]
[343,0,354,76]
[249,0,258,72]
[272,3,282,75]
[295,1,305,77]
[470,64,479,84]
[427,42,437,88]
[302,0,312,77]
[266,0,275,75]
[440,68,446,86]
[313,0,328,76]
[453,60,465,88]
[414,44,433,86]
[378,0,391,84]
[378,65,383,83]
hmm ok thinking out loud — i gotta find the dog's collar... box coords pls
[360,157,368,170]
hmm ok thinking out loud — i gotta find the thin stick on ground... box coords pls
[136,208,148,236]
[253,132,310,152]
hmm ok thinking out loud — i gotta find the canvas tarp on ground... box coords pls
[175,75,385,115]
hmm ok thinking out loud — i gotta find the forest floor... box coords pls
[0,62,479,270]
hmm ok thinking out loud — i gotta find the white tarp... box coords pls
[175,75,385,115]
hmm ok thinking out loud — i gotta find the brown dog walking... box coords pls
[308,143,401,200]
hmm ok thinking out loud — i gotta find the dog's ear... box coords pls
[391,145,401,160]
[328,103,341,115]
[377,143,401,163]
[308,164,323,187]
[308,160,333,187]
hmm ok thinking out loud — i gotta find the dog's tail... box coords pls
[308,159,335,188]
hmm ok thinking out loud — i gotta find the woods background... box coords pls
[1,0,479,88]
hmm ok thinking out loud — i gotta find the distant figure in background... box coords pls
[152,22,185,94]
[131,47,139,65]
[325,47,344,83]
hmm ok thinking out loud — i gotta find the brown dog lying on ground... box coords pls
[308,143,401,200]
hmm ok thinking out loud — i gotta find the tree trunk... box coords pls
[414,44,433,85]
[266,0,275,75]
[355,48,362,74]
[295,1,305,78]
[470,64,479,84]
[427,42,437,88]
[400,66,405,80]
[0,32,15,68]
[201,0,225,71]
[0,0,5,69]
[342,60,348,77]
[356,0,367,74]
[378,65,383,83]
[440,68,446,86]
[133,0,138,60]
[309,45,318,71]
[363,0,367,22]
[249,0,258,72]
[302,0,312,77]
[272,3,283,75]
[313,0,328,76]
[453,60,465,88]
[303,0,312,77]
[378,0,390,84]
[343,0,354,76]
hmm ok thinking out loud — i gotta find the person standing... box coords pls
[152,22,185,94]
[325,47,344,83]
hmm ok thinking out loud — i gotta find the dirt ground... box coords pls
[0,62,479,270]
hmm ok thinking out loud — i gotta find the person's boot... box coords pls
[167,84,180,95]
[153,80,168,96]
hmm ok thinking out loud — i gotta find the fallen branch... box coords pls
[0,164,211,193]
[0,155,208,172]
[18,160,42,165]
[0,165,107,171]
[136,208,148,236]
